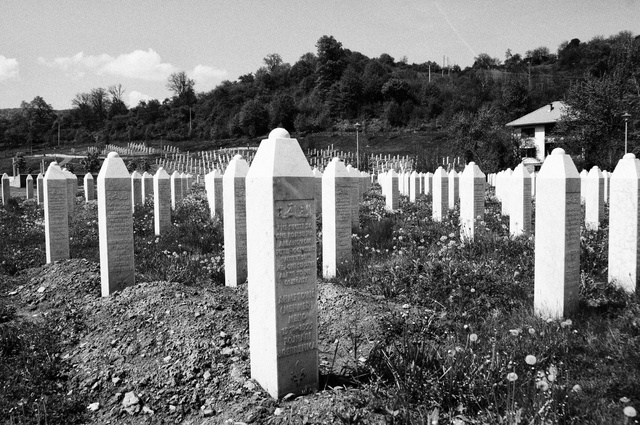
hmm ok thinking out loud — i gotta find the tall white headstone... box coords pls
[84,173,95,202]
[131,171,142,212]
[322,158,352,279]
[509,164,532,237]
[584,166,604,230]
[44,163,69,262]
[170,170,182,210]
[2,173,10,206]
[448,169,459,210]
[608,153,640,292]
[223,155,250,287]
[409,170,419,202]
[345,165,360,230]
[534,148,580,318]
[36,173,44,205]
[246,128,318,399]
[432,167,449,221]
[63,169,77,219]
[385,169,399,210]
[141,172,153,204]
[459,162,485,240]
[25,174,34,200]
[153,167,172,235]
[98,152,135,297]
[312,167,323,218]
[204,169,223,219]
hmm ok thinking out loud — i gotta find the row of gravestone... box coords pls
[378,148,639,315]
[26,129,640,401]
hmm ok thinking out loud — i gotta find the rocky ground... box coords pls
[2,259,414,424]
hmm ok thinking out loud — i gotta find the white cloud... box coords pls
[190,64,228,91]
[38,49,176,81]
[0,55,19,82]
[128,90,154,107]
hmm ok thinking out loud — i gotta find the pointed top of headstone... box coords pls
[268,128,290,140]
[434,166,447,177]
[26,174,33,181]
[312,167,323,177]
[171,170,180,177]
[247,133,312,178]
[225,155,250,177]
[448,169,458,177]
[44,162,65,180]
[539,147,579,179]
[624,153,636,160]
[462,162,485,178]
[324,157,349,177]
[131,170,142,178]
[587,165,603,177]
[155,167,170,179]
[37,173,43,179]
[512,163,531,178]
[142,171,152,177]
[85,173,94,180]
[98,151,130,179]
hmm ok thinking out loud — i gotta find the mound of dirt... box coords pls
[3,259,411,424]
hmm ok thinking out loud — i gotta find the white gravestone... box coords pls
[170,170,182,210]
[424,172,433,196]
[608,153,640,292]
[432,167,449,221]
[36,173,44,205]
[534,148,580,318]
[223,155,250,287]
[44,163,69,262]
[312,168,323,218]
[459,162,485,240]
[246,128,318,399]
[448,169,459,210]
[204,169,223,219]
[98,152,135,297]
[25,174,34,200]
[579,169,588,204]
[153,167,172,235]
[131,171,142,212]
[63,169,77,220]
[584,166,604,230]
[385,169,399,210]
[2,173,11,205]
[345,165,360,230]
[409,170,419,203]
[509,164,532,237]
[141,172,153,204]
[322,158,353,279]
[500,168,513,216]
[84,173,95,202]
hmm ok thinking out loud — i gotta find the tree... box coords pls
[446,105,519,173]
[238,99,269,137]
[20,96,56,144]
[166,71,196,107]
[108,84,128,118]
[472,53,501,69]
[315,35,346,99]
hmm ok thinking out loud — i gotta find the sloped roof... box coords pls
[506,101,568,127]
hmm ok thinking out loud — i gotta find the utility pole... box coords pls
[428,63,431,83]
[57,120,60,147]
[623,112,631,154]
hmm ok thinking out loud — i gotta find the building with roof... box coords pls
[506,101,568,168]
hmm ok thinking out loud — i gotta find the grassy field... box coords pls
[1,182,639,423]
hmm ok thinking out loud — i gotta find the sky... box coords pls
[1,0,639,110]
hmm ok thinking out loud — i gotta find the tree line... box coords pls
[0,31,638,172]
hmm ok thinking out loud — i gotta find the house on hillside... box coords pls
[506,101,568,170]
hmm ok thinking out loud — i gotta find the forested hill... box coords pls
[1,31,638,171]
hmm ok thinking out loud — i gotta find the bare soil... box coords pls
[2,259,413,424]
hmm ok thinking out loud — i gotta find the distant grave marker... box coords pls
[44,163,69,262]
[223,155,250,287]
[153,167,172,235]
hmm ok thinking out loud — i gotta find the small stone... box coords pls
[169,405,177,412]
[243,380,256,391]
[112,377,121,385]
[203,370,211,381]
[221,347,234,356]
[122,391,140,415]
[402,303,410,309]
[37,286,46,293]
[219,331,227,338]
[274,407,283,416]
[87,402,100,411]
[142,406,154,415]
[163,355,171,362]
[203,408,215,417]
